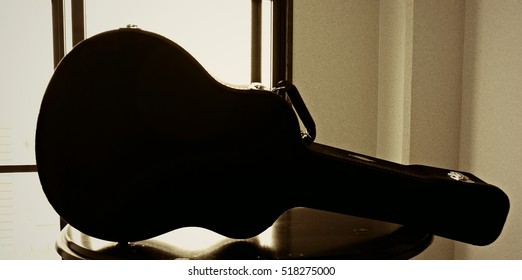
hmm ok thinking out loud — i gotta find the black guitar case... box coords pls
[35,27,509,246]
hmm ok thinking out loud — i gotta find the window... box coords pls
[0,0,58,260]
[84,0,260,86]
[0,0,292,259]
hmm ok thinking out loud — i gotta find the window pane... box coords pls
[0,2,59,260]
[0,173,59,259]
[0,0,54,166]
[85,0,252,87]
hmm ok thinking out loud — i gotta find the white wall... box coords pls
[378,0,465,260]
[456,0,522,259]
[294,0,522,259]
[293,0,380,155]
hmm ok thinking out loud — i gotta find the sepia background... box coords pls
[1,0,521,260]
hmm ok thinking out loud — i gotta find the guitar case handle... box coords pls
[276,80,316,144]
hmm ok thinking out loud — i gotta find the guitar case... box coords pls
[35,27,509,246]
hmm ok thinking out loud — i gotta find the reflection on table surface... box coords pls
[57,207,432,260]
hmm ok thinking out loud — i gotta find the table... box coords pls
[56,207,432,260]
